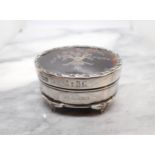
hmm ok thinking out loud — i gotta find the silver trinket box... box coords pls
[35,46,121,112]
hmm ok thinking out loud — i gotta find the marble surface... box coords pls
[0,21,155,134]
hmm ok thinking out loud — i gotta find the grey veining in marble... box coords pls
[0,21,155,134]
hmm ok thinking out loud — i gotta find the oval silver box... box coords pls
[35,46,121,112]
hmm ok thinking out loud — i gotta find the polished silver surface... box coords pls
[40,81,118,105]
[37,69,121,90]
[35,46,121,110]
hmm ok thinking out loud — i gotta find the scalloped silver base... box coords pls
[42,93,115,112]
